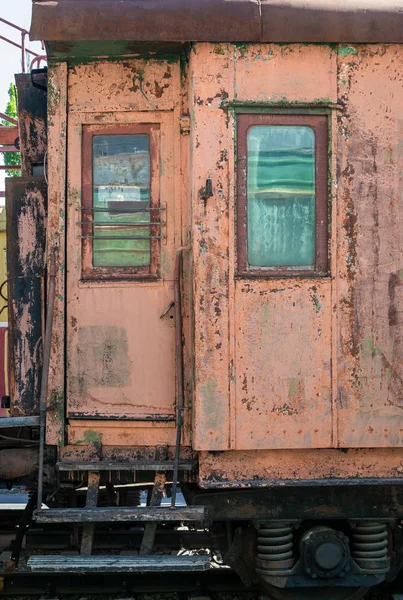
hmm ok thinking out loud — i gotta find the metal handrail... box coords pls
[0,16,42,72]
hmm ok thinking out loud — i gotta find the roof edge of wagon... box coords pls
[31,0,403,45]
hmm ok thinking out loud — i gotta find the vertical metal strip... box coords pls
[37,249,57,510]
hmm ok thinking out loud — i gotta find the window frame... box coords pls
[81,123,161,281]
[236,113,329,277]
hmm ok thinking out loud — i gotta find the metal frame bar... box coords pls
[0,17,43,73]
[37,250,57,510]
[0,113,18,126]
[171,246,190,508]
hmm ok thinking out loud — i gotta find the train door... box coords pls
[191,44,335,451]
[64,60,181,443]
[232,113,333,450]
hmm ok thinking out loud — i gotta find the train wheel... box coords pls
[264,586,370,600]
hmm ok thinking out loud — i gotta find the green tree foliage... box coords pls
[1,83,21,177]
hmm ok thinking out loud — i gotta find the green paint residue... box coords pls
[362,333,382,360]
[200,379,218,410]
[83,430,103,443]
[311,294,323,313]
[288,377,299,398]
[338,46,358,56]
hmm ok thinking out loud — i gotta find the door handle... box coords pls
[160,301,174,319]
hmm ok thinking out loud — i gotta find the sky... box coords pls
[0,0,43,197]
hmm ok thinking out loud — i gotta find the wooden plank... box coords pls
[28,554,210,573]
[140,453,166,555]
[80,472,100,556]
[57,460,197,472]
[34,506,205,523]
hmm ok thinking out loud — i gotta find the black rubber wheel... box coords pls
[263,585,370,600]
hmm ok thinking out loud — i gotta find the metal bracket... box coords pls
[223,527,257,587]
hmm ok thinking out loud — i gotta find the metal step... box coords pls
[0,416,40,428]
[57,460,197,472]
[33,506,205,524]
[27,554,211,573]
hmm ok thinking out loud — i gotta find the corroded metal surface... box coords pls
[45,62,67,446]
[198,448,403,486]
[336,45,403,448]
[14,73,47,176]
[0,448,38,479]
[5,177,46,417]
[191,43,403,464]
[42,40,403,484]
[31,0,403,44]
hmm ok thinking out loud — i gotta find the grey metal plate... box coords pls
[28,554,211,573]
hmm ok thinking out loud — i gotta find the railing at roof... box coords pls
[0,16,47,183]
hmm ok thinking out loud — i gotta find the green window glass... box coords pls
[247,125,315,268]
[92,134,151,267]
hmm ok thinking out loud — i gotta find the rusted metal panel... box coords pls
[68,61,177,114]
[58,443,196,463]
[45,62,68,446]
[336,45,403,447]
[232,43,337,110]
[14,72,47,176]
[31,0,403,44]
[5,176,46,417]
[188,483,403,520]
[67,421,176,447]
[260,2,403,44]
[234,280,332,449]
[190,44,234,450]
[198,448,403,486]
[0,448,38,480]
[30,0,260,44]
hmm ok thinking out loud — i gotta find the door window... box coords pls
[237,114,328,276]
[81,124,161,280]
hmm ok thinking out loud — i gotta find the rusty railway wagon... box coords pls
[2,1,403,598]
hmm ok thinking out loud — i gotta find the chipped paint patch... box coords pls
[338,45,358,56]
